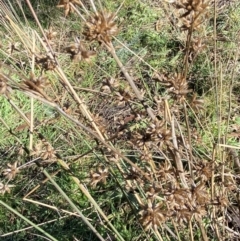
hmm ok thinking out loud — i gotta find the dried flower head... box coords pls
[23,73,51,101]
[139,199,167,230]
[31,140,56,163]
[84,11,118,44]
[57,0,81,17]
[191,182,210,206]
[168,73,192,100]
[3,162,19,180]
[193,205,207,220]
[0,182,13,195]
[145,183,162,200]
[197,161,213,181]
[44,27,57,46]
[174,0,210,30]
[133,132,151,148]
[175,208,192,224]
[29,73,49,90]
[41,142,56,161]
[175,0,208,15]
[65,40,95,62]
[163,182,210,225]
[44,27,57,41]
[188,37,205,61]
[35,54,57,71]
[90,166,109,187]
[167,187,191,210]
[214,195,229,207]
[146,120,173,149]
[156,161,177,182]
[140,147,153,163]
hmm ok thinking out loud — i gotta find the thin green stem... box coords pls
[0,201,58,241]
[42,169,105,241]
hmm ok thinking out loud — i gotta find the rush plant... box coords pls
[0,0,239,240]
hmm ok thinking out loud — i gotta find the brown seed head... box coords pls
[84,11,118,44]
[90,165,109,187]
[139,199,167,230]
[3,162,19,180]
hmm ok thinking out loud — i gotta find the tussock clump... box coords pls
[0,0,239,240]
